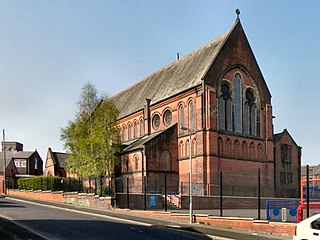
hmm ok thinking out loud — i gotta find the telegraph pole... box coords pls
[2,129,6,194]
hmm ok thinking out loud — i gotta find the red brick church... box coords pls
[110,16,301,198]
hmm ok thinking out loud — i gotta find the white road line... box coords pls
[5,197,151,227]
[207,235,235,240]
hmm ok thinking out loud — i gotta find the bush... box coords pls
[17,176,82,192]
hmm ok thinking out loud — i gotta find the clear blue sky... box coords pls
[0,0,318,165]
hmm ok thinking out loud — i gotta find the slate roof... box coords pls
[110,21,237,119]
[52,152,68,168]
[0,151,36,170]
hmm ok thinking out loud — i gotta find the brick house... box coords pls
[108,18,301,198]
[44,148,68,177]
[0,141,43,192]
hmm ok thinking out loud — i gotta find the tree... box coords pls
[60,83,121,178]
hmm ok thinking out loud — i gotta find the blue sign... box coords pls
[149,196,157,207]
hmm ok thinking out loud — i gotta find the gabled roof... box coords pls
[0,150,39,170]
[110,20,241,119]
[52,152,68,168]
[273,129,300,148]
[47,148,68,169]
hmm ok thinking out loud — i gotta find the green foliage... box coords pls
[17,176,82,191]
[60,82,121,178]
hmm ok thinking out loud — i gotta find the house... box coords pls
[0,141,43,192]
[44,148,68,177]
[106,15,301,199]
[273,129,302,197]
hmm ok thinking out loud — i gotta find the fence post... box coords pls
[144,176,147,211]
[307,165,310,218]
[258,168,261,220]
[100,177,103,197]
[220,171,223,217]
[164,173,167,212]
[126,177,130,209]
[78,177,81,192]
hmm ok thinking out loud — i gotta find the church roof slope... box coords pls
[110,22,237,119]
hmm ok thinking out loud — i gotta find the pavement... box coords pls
[0,195,293,240]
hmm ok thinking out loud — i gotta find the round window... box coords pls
[163,110,172,126]
[152,114,160,130]
[245,88,255,103]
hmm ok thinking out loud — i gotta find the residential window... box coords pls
[35,158,38,170]
[281,144,292,163]
[20,160,26,168]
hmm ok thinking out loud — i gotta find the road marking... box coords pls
[6,197,151,227]
[207,235,235,240]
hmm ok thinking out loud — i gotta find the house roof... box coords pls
[0,151,38,170]
[52,152,68,168]
[273,129,300,147]
[110,20,240,119]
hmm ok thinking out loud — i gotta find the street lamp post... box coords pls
[2,129,6,194]
[181,126,193,223]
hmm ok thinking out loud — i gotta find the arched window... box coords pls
[179,104,185,132]
[128,123,132,140]
[125,157,129,173]
[133,121,138,139]
[189,101,196,130]
[140,118,144,136]
[122,125,127,141]
[244,88,257,136]
[134,155,139,171]
[234,74,242,133]
[218,81,232,131]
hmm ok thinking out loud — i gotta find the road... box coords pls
[0,197,291,240]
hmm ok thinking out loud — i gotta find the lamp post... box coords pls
[180,126,193,223]
[2,129,6,194]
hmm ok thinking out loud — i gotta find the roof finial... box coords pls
[235,9,240,19]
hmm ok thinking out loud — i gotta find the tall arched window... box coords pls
[234,74,242,133]
[140,118,144,136]
[134,155,139,171]
[122,125,127,141]
[189,101,196,130]
[133,121,138,139]
[128,123,132,140]
[218,81,232,131]
[179,104,185,131]
[241,141,248,158]
[244,88,256,136]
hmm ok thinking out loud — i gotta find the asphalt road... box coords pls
[0,197,291,240]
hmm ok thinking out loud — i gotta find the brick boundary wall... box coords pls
[7,190,295,237]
